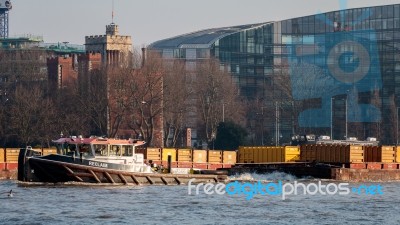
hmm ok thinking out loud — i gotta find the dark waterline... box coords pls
[1,173,400,225]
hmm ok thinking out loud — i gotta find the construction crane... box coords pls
[0,0,12,38]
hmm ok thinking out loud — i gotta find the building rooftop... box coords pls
[149,22,272,49]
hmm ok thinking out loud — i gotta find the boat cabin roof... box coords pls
[53,137,145,146]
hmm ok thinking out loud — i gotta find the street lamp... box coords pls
[331,97,334,140]
[260,106,267,146]
[222,102,225,123]
[345,95,348,140]
[275,102,280,146]
[397,107,400,145]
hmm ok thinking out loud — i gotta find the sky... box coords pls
[8,0,400,47]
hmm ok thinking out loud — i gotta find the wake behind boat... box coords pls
[17,136,226,185]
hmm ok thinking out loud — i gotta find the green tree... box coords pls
[214,121,247,150]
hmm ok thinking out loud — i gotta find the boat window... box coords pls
[66,144,77,156]
[93,144,107,156]
[56,144,65,155]
[78,144,93,157]
[121,145,133,156]
[110,145,121,156]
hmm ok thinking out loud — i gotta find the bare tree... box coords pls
[194,58,244,146]
[8,85,57,146]
[163,60,188,147]
[127,52,164,146]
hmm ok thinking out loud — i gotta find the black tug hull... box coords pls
[18,148,226,185]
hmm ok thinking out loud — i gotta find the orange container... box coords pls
[42,148,57,156]
[177,149,192,162]
[5,149,20,163]
[136,148,162,161]
[222,151,237,164]
[346,145,364,163]
[396,146,400,163]
[0,148,4,163]
[208,150,223,163]
[379,146,395,163]
[193,150,207,163]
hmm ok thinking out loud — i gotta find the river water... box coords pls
[1,172,400,225]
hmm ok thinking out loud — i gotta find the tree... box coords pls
[193,58,245,146]
[163,60,189,147]
[127,52,164,146]
[8,84,57,146]
[214,121,248,150]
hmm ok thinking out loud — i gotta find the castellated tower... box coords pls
[85,23,132,66]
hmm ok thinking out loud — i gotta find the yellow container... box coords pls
[162,148,177,161]
[265,147,272,162]
[208,150,223,163]
[0,148,4,162]
[177,149,192,162]
[42,148,57,156]
[277,146,283,162]
[257,146,268,163]
[193,150,207,163]
[284,146,300,162]
[380,146,395,163]
[256,147,266,163]
[5,148,20,163]
[346,145,364,163]
[250,147,257,163]
[146,148,162,161]
[396,146,400,163]
[244,147,254,163]
[238,146,245,163]
[136,148,162,161]
[223,151,237,164]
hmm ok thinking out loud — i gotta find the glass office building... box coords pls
[150,4,400,145]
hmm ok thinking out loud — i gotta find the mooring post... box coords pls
[168,154,172,173]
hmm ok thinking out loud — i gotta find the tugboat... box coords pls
[18,136,226,185]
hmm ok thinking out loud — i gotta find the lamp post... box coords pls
[222,102,225,123]
[331,97,334,140]
[345,96,348,140]
[397,107,400,145]
[260,106,266,146]
[275,102,280,146]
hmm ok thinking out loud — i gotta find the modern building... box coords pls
[150,4,400,145]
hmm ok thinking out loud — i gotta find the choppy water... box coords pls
[1,172,400,225]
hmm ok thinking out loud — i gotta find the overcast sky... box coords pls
[8,0,400,47]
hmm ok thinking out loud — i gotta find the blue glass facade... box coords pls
[150,4,400,145]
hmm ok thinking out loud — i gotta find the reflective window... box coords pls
[93,144,107,156]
